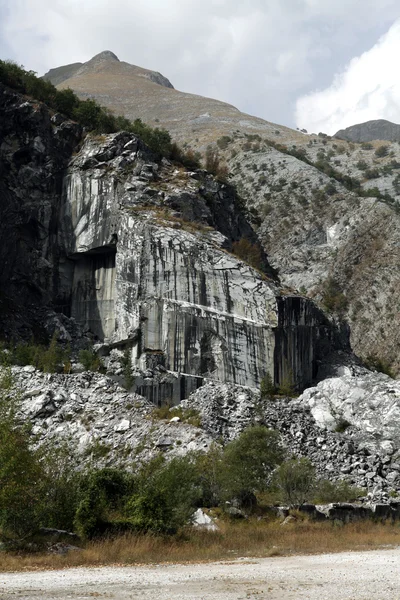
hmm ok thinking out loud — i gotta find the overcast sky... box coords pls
[1,0,400,134]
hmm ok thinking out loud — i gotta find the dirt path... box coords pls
[1,548,400,599]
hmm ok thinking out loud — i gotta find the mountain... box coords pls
[43,50,298,149]
[3,61,400,503]
[44,52,400,375]
[334,119,400,143]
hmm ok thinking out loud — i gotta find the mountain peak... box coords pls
[90,50,120,62]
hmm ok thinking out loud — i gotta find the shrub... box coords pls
[375,145,389,158]
[219,426,285,504]
[120,348,134,389]
[363,354,395,378]
[74,469,131,539]
[217,135,232,150]
[231,238,264,271]
[313,479,365,503]
[78,348,104,372]
[364,168,380,179]
[260,372,276,400]
[356,160,368,171]
[321,277,348,315]
[272,457,316,506]
[204,146,229,181]
[125,455,201,533]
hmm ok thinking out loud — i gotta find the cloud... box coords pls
[1,1,400,128]
[295,19,400,134]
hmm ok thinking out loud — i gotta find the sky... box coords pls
[1,0,400,134]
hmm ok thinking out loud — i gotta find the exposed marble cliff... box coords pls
[0,84,346,401]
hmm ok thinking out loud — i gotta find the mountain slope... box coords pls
[44,50,299,150]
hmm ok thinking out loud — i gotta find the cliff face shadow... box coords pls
[69,247,116,341]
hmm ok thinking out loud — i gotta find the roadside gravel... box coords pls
[1,548,400,599]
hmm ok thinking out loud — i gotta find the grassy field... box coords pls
[1,518,400,572]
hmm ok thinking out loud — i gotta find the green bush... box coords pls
[120,348,134,389]
[231,238,264,271]
[321,277,348,315]
[277,370,297,397]
[260,372,276,400]
[2,333,70,373]
[272,457,316,506]
[125,455,201,534]
[74,469,131,539]
[364,168,380,179]
[375,145,389,158]
[313,479,365,503]
[78,348,104,372]
[363,354,395,378]
[219,426,285,505]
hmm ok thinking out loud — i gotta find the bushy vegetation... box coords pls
[78,348,105,373]
[363,354,395,378]
[321,277,348,315]
[0,333,71,373]
[0,371,367,550]
[272,458,316,506]
[231,238,264,271]
[204,146,229,181]
[375,145,389,158]
[0,59,199,168]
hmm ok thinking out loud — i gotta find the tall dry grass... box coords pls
[1,518,400,572]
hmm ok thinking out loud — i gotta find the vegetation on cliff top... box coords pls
[0,59,199,167]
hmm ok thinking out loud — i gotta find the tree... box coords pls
[125,455,201,534]
[260,372,276,400]
[272,457,316,506]
[0,371,45,542]
[220,426,285,506]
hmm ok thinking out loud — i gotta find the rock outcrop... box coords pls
[334,119,400,143]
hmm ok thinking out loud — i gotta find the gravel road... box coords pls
[1,548,400,599]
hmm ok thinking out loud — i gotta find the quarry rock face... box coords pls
[59,134,344,398]
[0,83,345,402]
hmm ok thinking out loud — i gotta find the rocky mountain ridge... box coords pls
[334,119,400,143]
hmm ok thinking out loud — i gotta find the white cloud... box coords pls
[1,1,400,128]
[296,19,400,134]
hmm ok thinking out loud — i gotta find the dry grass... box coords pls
[1,518,400,572]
